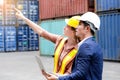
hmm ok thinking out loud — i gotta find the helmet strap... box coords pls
[85,21,97,32]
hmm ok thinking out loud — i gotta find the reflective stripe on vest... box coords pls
[54,38,67,73]
[54,38,78,74]
[59,49,77,74]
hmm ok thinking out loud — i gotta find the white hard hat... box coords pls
[79,12,100,30]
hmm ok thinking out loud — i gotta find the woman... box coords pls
[14,8,80,75]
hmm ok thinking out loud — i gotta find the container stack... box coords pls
[17,26,29,51]
[4,26,16,52]
[17,0,29,51]
[17,0,39,51]
[0,27,4,52]
[0,4,4,52]
[28,0,39,51]
[0,0,39,52]
[4,0,17,52]
[95,0,120,61]
[39,0,95,56]
[39,0,94,20]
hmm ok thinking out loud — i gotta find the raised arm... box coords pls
[14,8,59,43]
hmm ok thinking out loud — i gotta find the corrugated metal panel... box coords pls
[97,12,120,61]
[28,27,39,51]
[0,4,4,25]
[4,26,17,52]
[39,0,94,20]
[95,0,120,12]
[39,19,66,56]
[4,0,16,25]
[17,0,29,25]
[0,26,5,52]
[28,0,39,22]
[17,26,29,51]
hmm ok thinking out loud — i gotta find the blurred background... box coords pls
[0,0,120,61]
[0,0,120,80]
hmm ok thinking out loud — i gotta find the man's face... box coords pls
[76,22,86,40]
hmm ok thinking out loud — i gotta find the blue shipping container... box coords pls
[96,0,120,12]
[4,0,16,25]
[17,0,29,25]
[0,9,4,25]
[28,0,39,22]
[28,27,39,51]
[0,26,5,52]
[4,26,17,51]
[17,26,29,51]
[39,19,66,56]
[97,12,120,61]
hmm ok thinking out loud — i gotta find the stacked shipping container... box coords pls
[0,4,4,51]
[17,0,29,25]
[17,26,29,51]
[40,19,66,55]
[0,27,4,52]
[95,0,120,12]
[0,0,39,52]
[0,5,4,25]
[4,26,16,51]
[39,0,95,55]
[39,0,94,20]
[28,0,39,51]
[96,0,120,61]
[4,0,17,52]
[17,0,39,51]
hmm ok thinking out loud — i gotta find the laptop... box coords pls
[36,56,63,77]
[36,56,52,76]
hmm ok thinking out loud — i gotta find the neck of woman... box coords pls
[67,38,77,46]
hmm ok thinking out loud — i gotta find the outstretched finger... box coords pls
[14,8,20,13]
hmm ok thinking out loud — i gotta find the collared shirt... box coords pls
[78,36,93,48]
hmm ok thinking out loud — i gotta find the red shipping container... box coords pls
[39,0,94,20]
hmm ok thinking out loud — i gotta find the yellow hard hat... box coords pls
[65,16,80,28]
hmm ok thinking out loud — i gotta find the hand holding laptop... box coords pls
[35,56,51,76]
[35,56,59,80]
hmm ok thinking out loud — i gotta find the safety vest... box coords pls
[53,38,78,74]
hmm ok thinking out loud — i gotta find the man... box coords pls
[43,12,103,80]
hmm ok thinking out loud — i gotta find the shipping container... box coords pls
[95,0,120,12]
[4,0,16,26]
[0,26,5,52]
[28,0,39,22]
[39,19,66,55]
[39,0,94,20]
[0,3,4,25]
[0,0,40,52]
[17,26,29,51]
[28,27,39,51]
[4,26,16,52]
[17,0,29,25]
[97,12,120,61]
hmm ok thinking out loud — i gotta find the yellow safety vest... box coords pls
[53,38,77,74]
